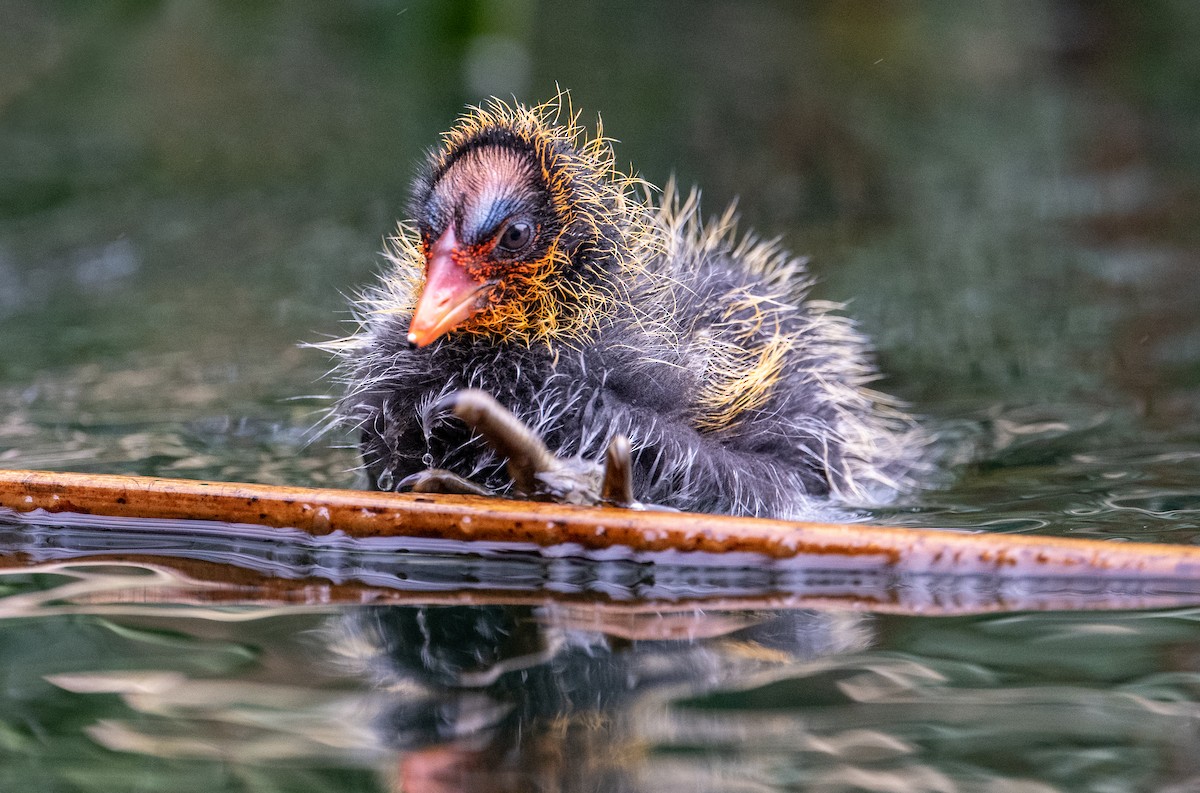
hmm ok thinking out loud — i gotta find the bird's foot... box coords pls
[429,389,637,508]
[396,469,494,497]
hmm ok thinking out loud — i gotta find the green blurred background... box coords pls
[1,0,1199,485]
[5,5,1200,792]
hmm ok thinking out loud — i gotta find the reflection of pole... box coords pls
[3,467,1200,579]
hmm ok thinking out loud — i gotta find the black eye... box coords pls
[496,220,533,253]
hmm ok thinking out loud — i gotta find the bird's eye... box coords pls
[496,220,533,253]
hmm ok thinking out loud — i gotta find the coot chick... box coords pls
[325,96,926,518]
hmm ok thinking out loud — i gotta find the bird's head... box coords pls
[398,97,646,348]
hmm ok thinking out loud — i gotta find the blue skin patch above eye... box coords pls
[428,145,544,245]
[463,192,525,244]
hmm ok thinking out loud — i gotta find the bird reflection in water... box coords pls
[329,604,871,792]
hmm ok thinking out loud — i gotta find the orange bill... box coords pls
[407,227,494,347]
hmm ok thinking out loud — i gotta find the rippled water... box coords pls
[3,3,1200,792]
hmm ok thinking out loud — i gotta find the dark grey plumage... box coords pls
[323,98,926,518]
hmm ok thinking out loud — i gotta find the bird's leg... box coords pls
[393,389,546,497]
[445,389,558,495]
[432,389,637,508]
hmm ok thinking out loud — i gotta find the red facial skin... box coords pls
[406,227,499,348]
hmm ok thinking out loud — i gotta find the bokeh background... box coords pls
[2,0,1200,504]
[6,5,1200,793]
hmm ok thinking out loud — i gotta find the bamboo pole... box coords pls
[1,468,1199,580]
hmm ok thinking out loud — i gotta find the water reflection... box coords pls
[10,510,1200,616]
[10,590,1200,792]
[38,600,869,793]
[3,1,1200,790]
[341,606,869,792]
[11,532,1200,792]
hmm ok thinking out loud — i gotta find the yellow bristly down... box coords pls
[390,93,658,347]
[690,290,794,433]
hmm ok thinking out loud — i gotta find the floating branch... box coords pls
[1,468,1199,580]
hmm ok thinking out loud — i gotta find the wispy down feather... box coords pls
[315,94,931,518]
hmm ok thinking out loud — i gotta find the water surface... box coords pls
[2,3,1200,791]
